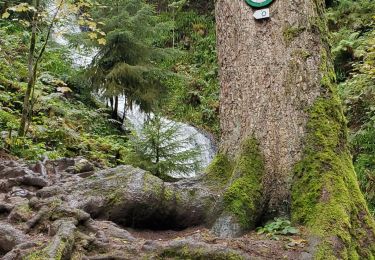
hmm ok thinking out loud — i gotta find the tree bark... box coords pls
[213,0,375,258]
[19,0,64,136]
[111,96,119,120]
[18,0,39,137]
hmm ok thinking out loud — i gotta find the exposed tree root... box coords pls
[0,158,313,259]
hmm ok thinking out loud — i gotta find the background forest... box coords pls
[0,0,374,215]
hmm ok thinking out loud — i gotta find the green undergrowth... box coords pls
[0,20,128,166]
[159,10,220,137]
[327,0,375,213]
[291,46,375,259]
[256,218,299,240]
[206,138,265,230]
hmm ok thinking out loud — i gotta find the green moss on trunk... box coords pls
[207,138,265,230]
[291,1,375,257]
[292,47,375,259]
[223,138,265,229]
[205,154,234,187]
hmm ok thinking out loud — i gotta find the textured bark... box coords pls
[214,0,375,258]
[216,0,321,216]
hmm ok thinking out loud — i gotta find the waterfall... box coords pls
[48,1,216,178]
[47,2,95,68]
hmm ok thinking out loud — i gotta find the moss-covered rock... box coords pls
[25,220,76,260]
[61,165,218,231]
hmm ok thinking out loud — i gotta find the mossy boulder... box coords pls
[61,165,219,230]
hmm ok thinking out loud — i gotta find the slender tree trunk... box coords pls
[109,97,114,111]
[0,1,8,14]
[122,98,127,124]
[19,0,64,136]
[112,96,119,120]
[18,0,39,137]
[172,10,175,48]
[212,0,375,258]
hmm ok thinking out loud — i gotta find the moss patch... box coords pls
[207,138,265,230]
[291,47,375,258]
[24,249,49,260]
[204,153,234,188]
[223,138,265,229]
[291,49,312,61]
[283,25,306,45]
[158,246,244,260]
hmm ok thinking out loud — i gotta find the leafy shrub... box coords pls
[257,218,299,240]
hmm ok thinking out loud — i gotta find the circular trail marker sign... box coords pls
[244,0,273,8]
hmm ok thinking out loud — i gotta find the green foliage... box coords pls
[125,114,201,178]
[256,218,299,240]
[0,19,128,165]
[0,21,28,82]
[327,0,375,81]
[159,10,220,136]
[332,3,375,214]
[86,0,173,113]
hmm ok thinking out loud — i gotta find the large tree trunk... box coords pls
[213,0,375,258]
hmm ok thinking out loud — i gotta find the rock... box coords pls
[0,158,312,259]
[211,213,243,238]
[30,161,48,177]
[1,242,38,260]
[96,230,109,244]
[25,206,50,232]
[92,221,135,242]
[78,171,95,178]
[20,175,48,188]
[64,166,219,230]
[73,158,94,174]
[9,186,30,197]
[0,160,49,193]
[36,186,64,198]
[28,197,42,209]
[43,157,75,176]
[7,203,33,223]
[0,202,13,214]
[157,239,248,259]
[0,166,31,179]
[0,223,29,253]
[50,205,91,223]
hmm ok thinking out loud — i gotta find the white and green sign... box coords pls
[245,0,273,8]
[253,8,270,19]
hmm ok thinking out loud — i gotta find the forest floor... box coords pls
[0,152,311,260]
[128,227,310,259]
